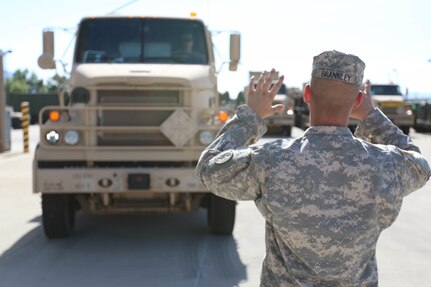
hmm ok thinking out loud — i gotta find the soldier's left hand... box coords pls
[351,79,375,121]
[246,69,285,119]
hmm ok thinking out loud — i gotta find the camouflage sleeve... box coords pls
[195,105,269,201]
[355,108,419,151]
[355,108,430,196]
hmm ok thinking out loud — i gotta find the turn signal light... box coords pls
[218,111,229,122]
[49,110,60,122]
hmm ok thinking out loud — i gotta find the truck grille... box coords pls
[97,90,181,106]
[380,107,400,115]
[97,132,172,146]
[416,104,430,120]
[96,89,186,147]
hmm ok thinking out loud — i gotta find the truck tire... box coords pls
[401,126,410,135]
[207,194,236,235]
[42,194,75,239]
[413,125,426,133]
[11,117,22,129]
[283,126,292,137]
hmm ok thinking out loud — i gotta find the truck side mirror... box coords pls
[38,30,56,69]
[229,33,241,71]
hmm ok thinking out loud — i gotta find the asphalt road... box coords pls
[0,126,430,287]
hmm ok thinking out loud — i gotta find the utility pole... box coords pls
[0,50,11,152]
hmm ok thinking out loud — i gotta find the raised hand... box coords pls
[246,69,285,119]
[351,79,375,121]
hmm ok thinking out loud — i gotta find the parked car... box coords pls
[5,105,23,129]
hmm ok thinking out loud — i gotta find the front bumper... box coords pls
[34,165,205,194]
[265,116,294,127]
[387,115,414,126]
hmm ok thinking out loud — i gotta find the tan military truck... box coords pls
[36,16,241,238]
[245,71,295,136]
[412,100,431,132]
[294,83,413,134]
[370,83,413,134]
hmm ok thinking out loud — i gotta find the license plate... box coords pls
[128,174,150,189]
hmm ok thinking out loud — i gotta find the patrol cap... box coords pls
[311,50,365,85]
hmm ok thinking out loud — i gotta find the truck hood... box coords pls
[69,64,216,89]
[373,95,404,103]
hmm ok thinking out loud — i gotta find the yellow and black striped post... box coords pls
[21,101,30,153]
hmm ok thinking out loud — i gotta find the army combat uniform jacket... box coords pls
[195,105,430,287]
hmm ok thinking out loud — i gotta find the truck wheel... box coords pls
[283,126,292,137]
[401,126,410,135]
[413,126,426,133]
[11,117,22,129]
[207,194,236,235]
[42,194,75,239]
[348,125,357,133]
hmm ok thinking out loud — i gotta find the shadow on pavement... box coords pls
[0,210,247,287]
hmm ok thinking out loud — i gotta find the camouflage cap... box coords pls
[312,50,365,85]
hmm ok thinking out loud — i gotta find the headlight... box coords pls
[286,110,294,116]
[70,87,90,104]
[406,110,413,116]
[64,130,80,145]
[46,130,60,145]
[199,131,214,145]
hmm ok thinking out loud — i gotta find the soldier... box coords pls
[195,50,431,286]
[172,31,205,63]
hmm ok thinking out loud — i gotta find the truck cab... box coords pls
[35,16,240,238]
[370,84,413,134]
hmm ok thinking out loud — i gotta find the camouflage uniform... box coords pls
[195,52,431,286]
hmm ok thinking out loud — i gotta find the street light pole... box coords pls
[0,50,12,152]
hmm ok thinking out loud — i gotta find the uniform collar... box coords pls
[303,126,352,136]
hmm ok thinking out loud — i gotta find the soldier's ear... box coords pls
[353,90,363,109]
[303,84,311,103]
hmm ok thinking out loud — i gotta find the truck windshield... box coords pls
[75,18,208,65]
[371,85,402,96]
[278,84,287,95]
[260,83,286,95]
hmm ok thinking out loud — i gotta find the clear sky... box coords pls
[1,0,431,99]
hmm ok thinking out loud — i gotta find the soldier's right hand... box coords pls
[246,69,285,119]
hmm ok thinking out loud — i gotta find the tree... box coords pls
[219,91,230,105]
[5,69,66,94]
[6,69,48,94]
[46,74,69,93]
[6,69,29,94]
[236,91,245,106]
[27,72,46,93]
